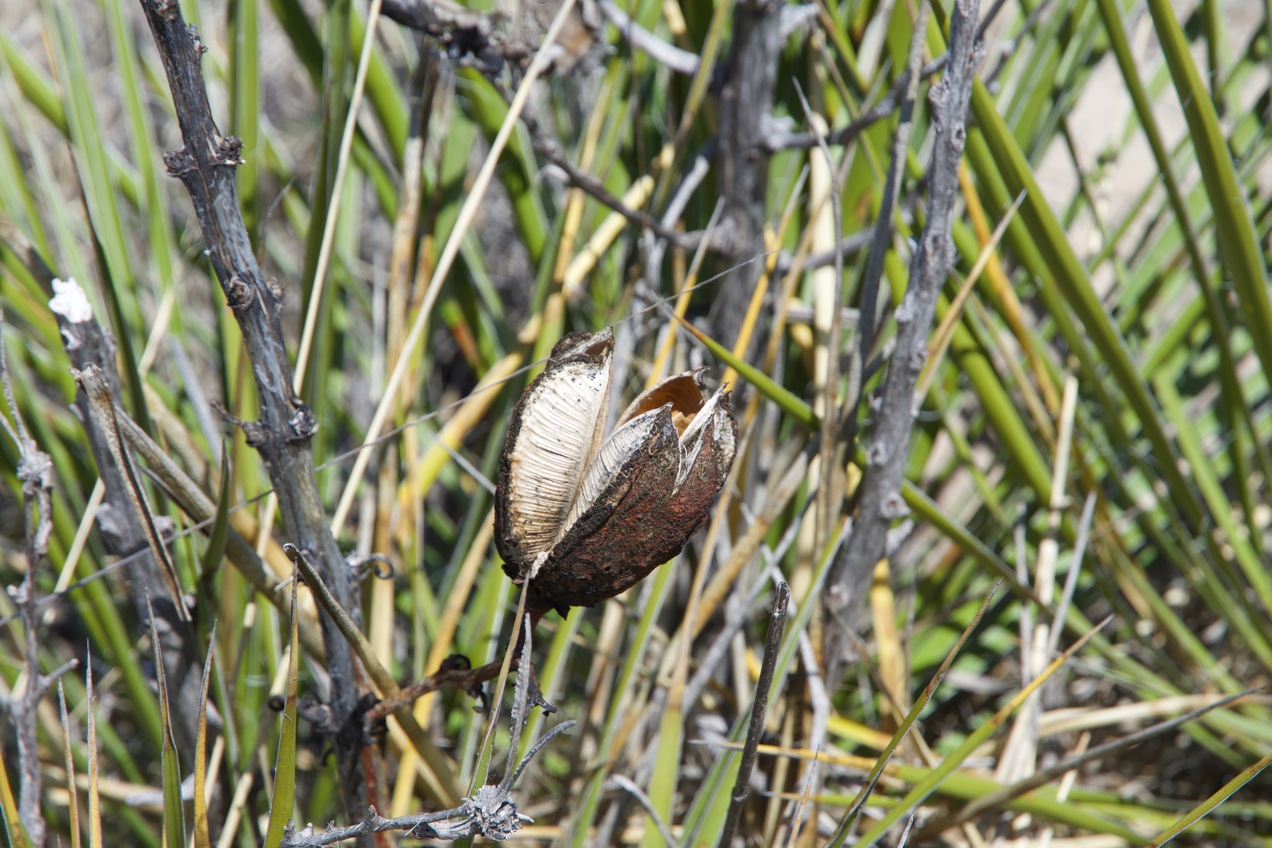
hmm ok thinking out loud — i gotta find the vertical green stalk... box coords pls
[229,0,261,243]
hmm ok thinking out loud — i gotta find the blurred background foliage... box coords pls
[1,0,1271,844]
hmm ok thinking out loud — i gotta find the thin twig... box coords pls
[2,308,59,848]
[50,279,205,750]
[779,631,831,846]
[762,55,951,152]
[378,0,488,33]
[607,775,679,846]
[91,377,328,659]
[601,0,818,80]
[597,0,699,74]
[365,656,507,723]
[776,230,874,281]
[73,365,188,621]
[641,149,714,296]
[279,649,575,848]
[855,7,929,377]
[283,545,463,804]
[719,582,790,847]
[531,126,708,253]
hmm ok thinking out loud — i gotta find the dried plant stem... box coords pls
[714,0,782,358]
[284,545,462,804]
[281,640,575,848]
[2,311,60,848]
[824,0,983,688]
[50,284,204,752]
[137,0,371,831]
[719,582,790,846]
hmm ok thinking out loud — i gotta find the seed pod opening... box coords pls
[495,329,738,616]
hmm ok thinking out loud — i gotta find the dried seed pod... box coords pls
[495,329,738,616]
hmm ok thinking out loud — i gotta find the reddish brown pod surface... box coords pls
[495,329,738,616]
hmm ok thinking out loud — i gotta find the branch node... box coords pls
[16,450,52,489]
[266,276,287,305]
[163,149,196,177]
[469,785,532,840]
[879,493,908,521]
[928,78,945,108]
[289,403,319,442]
[217,135,245,167]
[150,0,179,18]
[825,582,850,615]
[187,23,206,55]
[242,421,268,447]
[225,275,253,310]
[212,400,264,446]
[894,299,915,325]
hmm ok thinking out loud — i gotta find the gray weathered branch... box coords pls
[713,0,783,362]
[1,310,57,848]
[824,0,983,686]
[136,0,372,832]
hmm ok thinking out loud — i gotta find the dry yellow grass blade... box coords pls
[996,375,1079,793]
[553,66,611,308]
[288,548,462,805]
[369,87,436,669]
[957,163,1060,414]
[694,442,808,638]
[645,202,721,389]
[565,180,659,295]
[56,684,80,848]
[718,227,781,393]
[292,0,386,394]
[869,559,909,725]
[918,188,1023,400]
[330,0,580,537]
[1038,694,1269,738]
[86,660,101,848]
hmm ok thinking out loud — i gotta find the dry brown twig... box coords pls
[2,310,75,848]
[49,281,206,752]
[136,0,375,831]
[280,623,575,847]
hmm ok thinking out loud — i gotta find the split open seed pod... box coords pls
[495,328,738,616]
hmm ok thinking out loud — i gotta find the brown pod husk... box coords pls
[494,329,738,617]
[529,391,736,615]
[494,329,614,574]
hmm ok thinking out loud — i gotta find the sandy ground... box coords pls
[1028,0,1269,290]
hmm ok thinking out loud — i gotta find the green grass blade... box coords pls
[674,316,817,428]
[1146,750,1272,847]
[262,573,301,848]
[853,620,1110,846]
[1145,0,1272,384]
[149,598,185,848]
